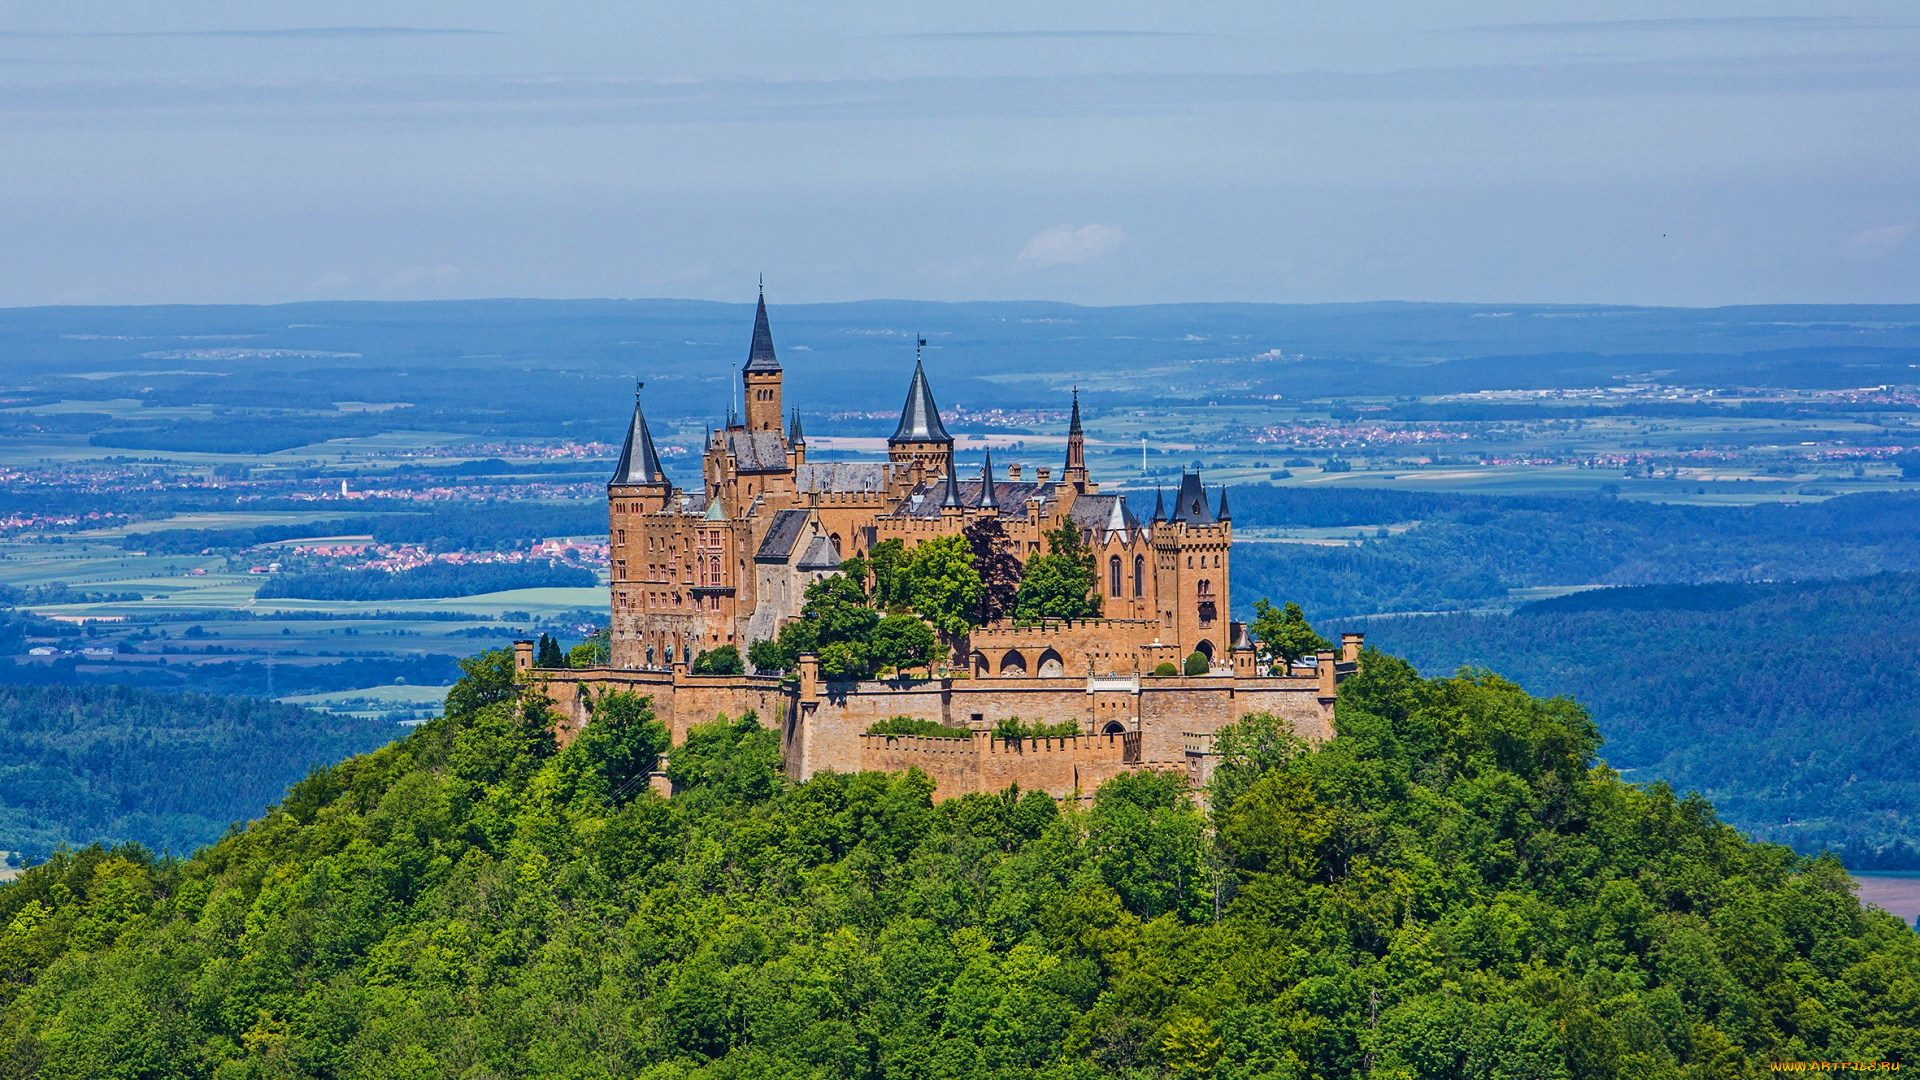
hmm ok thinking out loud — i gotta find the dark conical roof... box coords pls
[789,410,804,444]
[1217,486,1231,522]
[941,464,964,508]
[890,357,952,444]
[978,449,998,508]
[1068,389,1083,434]
[744,291,780,373]
[1152,486,1166,522]
[610,385,670,487]
[1170,472,1215,524]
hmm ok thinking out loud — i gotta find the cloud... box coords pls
[894,30,1201,40]
[1464,16,1904,34]
[0,27,496,39]
[1845,224,1915,259]
[1018,224,1127,268]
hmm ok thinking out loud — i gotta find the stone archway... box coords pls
[1194,639,1215,662]
[1037,648,1065,679]
[970,651,990,677]
[999,649,1027,676]
[1101,719,1126,736]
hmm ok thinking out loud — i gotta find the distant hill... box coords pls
[0,683,401,859]
[1352,573,1920,867]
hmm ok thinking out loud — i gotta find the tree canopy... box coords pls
[0,648,1912,1077]
[1013,522,1102,621]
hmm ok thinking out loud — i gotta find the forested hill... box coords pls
[0,649,1914,1077]
[0,683,400,860]
[1352,574,1920,869]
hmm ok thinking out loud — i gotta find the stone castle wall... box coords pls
[515,640,1355,800]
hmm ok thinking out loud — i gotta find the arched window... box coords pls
[1133,554,1145,597]
[1108,555,1122,597]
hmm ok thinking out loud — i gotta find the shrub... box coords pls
[1153,661,1179,676]
[866,716,971,739]
[691,645,743,676]
[1184,651,1209,675]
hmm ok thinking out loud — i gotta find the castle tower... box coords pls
[742,288,784,434]
[1063,389,1088,491]
[608,382,672,508]
[1151,471,1231,662]
[888,340,955,474]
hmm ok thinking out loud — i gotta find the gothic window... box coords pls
[1108,555,1122,597]
[1133,554,1145,597]
[615,559,626,580]
[1198,579,1213,596]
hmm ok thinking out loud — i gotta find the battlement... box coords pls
[858,728,1185,801]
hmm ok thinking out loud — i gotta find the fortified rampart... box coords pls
[515,634,1362,802]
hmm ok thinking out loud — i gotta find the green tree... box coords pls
[1248,598,1330,672]
[1184,650,1209,675]
[871,613,938,675]
[867,538,910,610]
[904,534,984,638]
[963,516,1024,624]
[667,711,782,806]
[1013,522,1101,621]
[567,627,610,668]
[444,647,518,718]
[692,644,744,675]
[565,690,670,806]
[535,633,566,668]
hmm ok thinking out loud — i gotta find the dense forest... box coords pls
[1225,489,1920,619]
[0,684,398,860]
[1353,574,1920,869]
[256,562,597,601]
[0,648,1912,1077]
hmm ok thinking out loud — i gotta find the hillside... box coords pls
[1354,576,1920,868]
[0,649,1913,1077]
[0,684,401,860]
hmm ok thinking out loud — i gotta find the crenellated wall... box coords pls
[513,638,1358,799]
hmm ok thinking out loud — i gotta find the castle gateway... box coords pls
[520,292,1361,800]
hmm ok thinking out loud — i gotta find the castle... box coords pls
[520,291,1361,800]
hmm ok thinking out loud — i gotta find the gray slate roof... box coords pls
[891,479,1054,519]
[726,430,789,472]
[795,462,896,494]
[744,293,780,373]
[1068,494,1139,536]
[755,510,812,562]
[890,358,952,444]
[1169,472,1215,524]
[609,395,670,487]
[797,535,841,571]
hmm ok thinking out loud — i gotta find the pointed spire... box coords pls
[610,381,669,487]
[1152,486,1166,522]
[788,409,804,445]
[1217,486,1231,522]
[978,449,999,509]
[941,462,964,508]
[744,287,780,373]
[890,352,953,445]
[1064,387,1086,477]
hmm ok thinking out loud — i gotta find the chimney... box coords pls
[1036,466,1052,482]
[1342,632,1364,663]
[1008,462,1023,480]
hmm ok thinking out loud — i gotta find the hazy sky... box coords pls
[0,1,1915,307]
